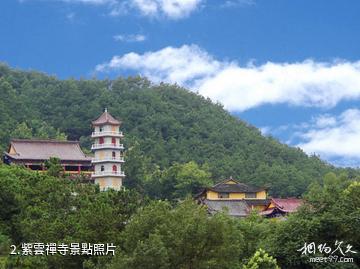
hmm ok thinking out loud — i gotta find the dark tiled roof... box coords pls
[92,111,121,126]
[5,139,91,161]
[202,199,250,217]
[210,179,265,193]
[244,199,271,206]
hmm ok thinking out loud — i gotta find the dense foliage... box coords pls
[0,165,143,268]
[261,173,360,268]
[108,200,244,269]
[1,63,357,197]
[0,165,358,268]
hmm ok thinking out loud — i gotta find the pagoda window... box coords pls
[112,151,116,159]
[218,192,229,199]
[99,126,103,132]
[100,165,105,172]
[111,137,116,145]
[245,192,257,199]
[112,165,117,172]
[99,137,104,144]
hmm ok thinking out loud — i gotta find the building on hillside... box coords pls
[196,179,303,218]
[3,139,92,174]
[91,109,125,190]
[196,178,270,217]
[260,198,303,218]
[3,109,126,190]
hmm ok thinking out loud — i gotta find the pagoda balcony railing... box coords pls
[91,157,125,163]
[91,171,125,177]
[91,143,124,150]
[91,131,124,138]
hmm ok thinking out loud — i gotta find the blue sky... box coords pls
[1,0,360,167]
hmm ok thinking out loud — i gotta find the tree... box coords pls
[0,164,143,269]
[144,162,212,200]
[109,200,245,269]
[243,249,280,269]
[170,161,213,199]
[123,140,156,193]
[10,122,32,139]
[45,157,63,177]
[236,212,273,259]
[0,63,353,197]
[261,173,360,268]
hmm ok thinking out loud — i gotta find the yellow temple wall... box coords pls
[206,190,267,200]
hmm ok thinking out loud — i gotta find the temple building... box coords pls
[3,110,126,191]
[196,178,302,218]
[3,139,92,174]
[91,109,125,190]
[260,198,303,218]
[196,178,270,217]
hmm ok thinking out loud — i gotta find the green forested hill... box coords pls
[0,63,356,196]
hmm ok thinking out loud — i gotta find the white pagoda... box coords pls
[91,109,125,190]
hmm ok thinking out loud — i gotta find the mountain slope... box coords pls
[0,63,355,196]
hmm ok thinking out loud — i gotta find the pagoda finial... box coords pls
[104,107,108,113]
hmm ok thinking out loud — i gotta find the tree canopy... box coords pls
[1,63,359,268]
[0,63,357,198]
[0,165,358,268]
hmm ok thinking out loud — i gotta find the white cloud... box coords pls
[313,114,337,128]
[260,125,289,137]
[131,0,203,19]
[259,111,360,167]
[113,34,146,42]
[96,45,360,166]
[198,60,360,111]
[95,44,360,112]
[221,0,255,8]
[66,12,76,21]
[26,0,202,19]
[96,45,222,84]
[260,126,271,136]
[296,109,360,163]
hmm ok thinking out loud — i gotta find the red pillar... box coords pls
[78,164,81,174]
